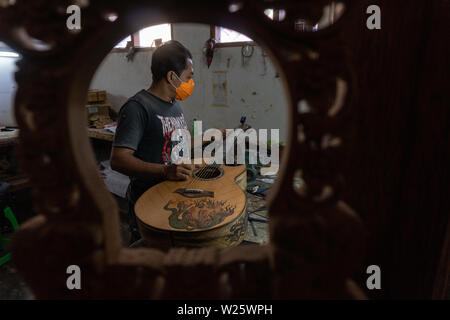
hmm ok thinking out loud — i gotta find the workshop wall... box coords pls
[90,23,289,142]
[0,42,18,127]
[0,10,336,137]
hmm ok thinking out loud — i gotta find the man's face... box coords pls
[180,58,194,82]
[169,58,194,93]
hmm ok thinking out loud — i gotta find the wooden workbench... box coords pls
[0,130,19,147]
[1,129,115,143]
[87,128,115,142]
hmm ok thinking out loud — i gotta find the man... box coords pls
[110,40,196,245]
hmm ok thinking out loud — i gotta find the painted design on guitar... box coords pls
[225,213,247,243]
[164,199,236,230]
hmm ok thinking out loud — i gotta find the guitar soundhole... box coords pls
[193,165,224,180]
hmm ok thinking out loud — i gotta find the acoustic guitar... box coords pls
[134,162,248,250]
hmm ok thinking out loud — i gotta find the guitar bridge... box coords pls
[174,188,214,198]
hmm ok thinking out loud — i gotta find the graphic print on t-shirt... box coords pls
[156,114,187,164]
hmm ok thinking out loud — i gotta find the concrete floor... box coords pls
[0,261,33,300]
[242,191,270,245]
[0,185,270,299]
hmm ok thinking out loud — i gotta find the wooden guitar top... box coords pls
[135,164,247,233]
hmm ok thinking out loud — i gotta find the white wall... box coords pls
[1,16,338,135]
[90,23,289,142]
[0,42,18,127]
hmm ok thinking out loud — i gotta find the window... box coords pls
[138,24,172,47]
[114,24,172,50]
[211,9,284,47]
[114,35,132,49]
[211,5,342,46]
[210,25,254,47]
[216,27,253,44]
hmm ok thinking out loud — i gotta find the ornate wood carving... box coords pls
[0,0,366,299]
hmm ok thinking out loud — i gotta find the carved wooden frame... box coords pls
[0,0,366,299]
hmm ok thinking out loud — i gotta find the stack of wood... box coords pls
[88,114,114,129]
[86,90,115,129]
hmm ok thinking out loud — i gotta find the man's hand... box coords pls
[164,163,194,181]
[111,147,202,182]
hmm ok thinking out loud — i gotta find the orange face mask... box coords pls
[171,73,195,101]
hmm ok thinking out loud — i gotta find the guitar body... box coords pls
[135,163,248,250]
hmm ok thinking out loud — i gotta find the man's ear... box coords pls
[166,71,174,84]
[167,71,179,87]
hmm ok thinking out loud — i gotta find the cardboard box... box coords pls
[87,90,107,103]
[86,101,114,128]
[86,103,110,117]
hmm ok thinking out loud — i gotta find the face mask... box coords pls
[171,73,195,101]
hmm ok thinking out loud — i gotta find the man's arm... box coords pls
[110,100,192,180]
[110,147,164,179]
[110,147,193,181]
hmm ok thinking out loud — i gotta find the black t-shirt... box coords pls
[113,90,188,203]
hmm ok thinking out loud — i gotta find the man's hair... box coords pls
[151,40,192,82]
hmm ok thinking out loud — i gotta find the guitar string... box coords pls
[186,149,226,188]
[181,162,222,196]
[182,162,212,189]
[183,166,206,190]
[189,158,221,186]
[185,148,237,189]
[183,136,236,190]
[181,165,205,189]
[185,165,206,188]
[187,163,220,189]
[188,163,217,188]
[191,162,215,183]
[179,147,226,189]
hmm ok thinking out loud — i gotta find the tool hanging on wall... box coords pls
[261,49,268,76]
[125,40,137,62]
[241,44,254,66]
[204,38,216,68]
[154,38,163,47]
